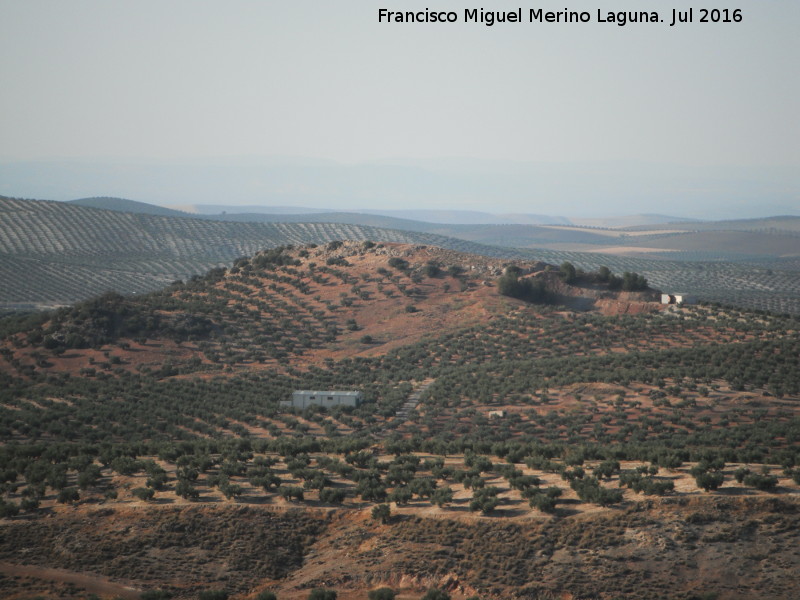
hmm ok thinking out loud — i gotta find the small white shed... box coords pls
[661,293,697,306]
[280,390,363,410]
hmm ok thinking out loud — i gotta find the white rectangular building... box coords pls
[661,293,697,306]
[280,390,363,410]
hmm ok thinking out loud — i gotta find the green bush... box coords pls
[0,500,19,518]
[319,487,346,504]
[388,258,408,270]
[469,487,500,514]
[560,262,577,283]
[423,264,441,278]
[57,487,80,504]
[308,589,337,600]
[132,487,155,501]
[570,477,623,506]
[368,588,396,600]
[371,503,391,524]
[695,472,724,492]
[497,273,551,304]
[742,472,779,491]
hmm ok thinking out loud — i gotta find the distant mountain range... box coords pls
[172,204,576,225]
[4,157,798,219]
[72,198,696,227]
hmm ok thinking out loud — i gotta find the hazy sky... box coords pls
[2,0,797,166]
[0,1,798,216]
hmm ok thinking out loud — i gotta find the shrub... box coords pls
[619,472,674,496]
[57,487,80,504]
[423,263,441,278]
[593,460,620,480]
[560,262,577,283]
[368,588,396,600]
[372,503,391,524]
[111,456,143,476]
[0,500,20,518]
[528,493,557,513]
[469,487,500,514]
[695,472,724,492]
[621,271,648,291]
[132,487,155,501]
[175,480,199,500]
[357,480,387,502]
[570,477,623,506]
[388,257,408,270]
[497,273,551,304]
[743,473,779,491]
[319,488,346,504]
[220,483,243,499]
[431,486,454,507]
[308,589,337,600]
[20,497,40,512]
[278,486,304,502]
[388,487,413,505]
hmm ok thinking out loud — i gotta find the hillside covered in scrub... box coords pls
[0,242,799,599]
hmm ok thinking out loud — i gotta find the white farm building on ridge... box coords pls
[661,293,697,306]
[280,390,363,410]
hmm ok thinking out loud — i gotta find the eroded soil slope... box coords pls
[0,498,798,600]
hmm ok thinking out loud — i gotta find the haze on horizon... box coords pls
[1,0,798,218]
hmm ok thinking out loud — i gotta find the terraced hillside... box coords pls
[0,243,798,599]
[152,203,800,263]
[0,196,447,307]
[623,215,800,233]
[69,196,193,217]
[2,196,800,314]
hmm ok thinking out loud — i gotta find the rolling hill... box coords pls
[78,195,800,260]
[0,195,456,307]
[2,195,800,314]
[74,196,800,249]
[68,196,192,218]
[169,201,800,257]
[0,242,798,599]
[621,215,800,234]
